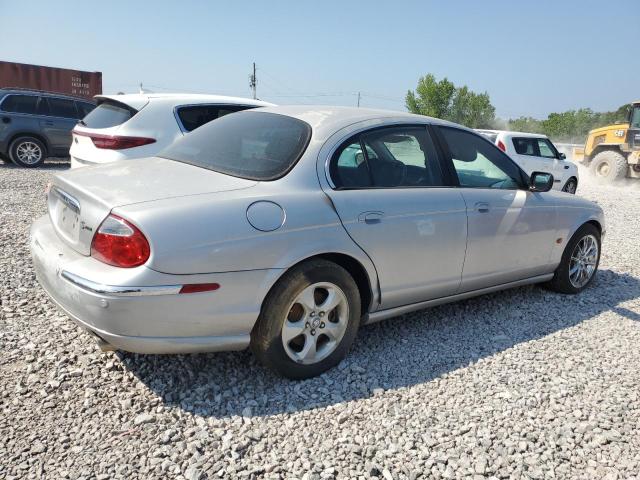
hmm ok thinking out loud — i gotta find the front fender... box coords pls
[549,201,605,266]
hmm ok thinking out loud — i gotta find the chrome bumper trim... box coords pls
[60,270,182,297]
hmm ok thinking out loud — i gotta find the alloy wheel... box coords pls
[16,141,43,165]
[569,234,598,288]
[281,282,349,365]
[563,180,577,194]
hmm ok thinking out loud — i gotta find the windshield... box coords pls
[160,111,311,180]
[631,106,640,129]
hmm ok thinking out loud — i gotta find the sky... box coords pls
[1,0,638,119]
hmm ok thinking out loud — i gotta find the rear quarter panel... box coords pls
[114,182,378,287]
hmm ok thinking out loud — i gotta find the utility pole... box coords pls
[249,62,257,99]
[357,92,361,107]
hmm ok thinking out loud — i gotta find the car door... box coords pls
[39,97,80,154]
[323,125,468,309]
[0,93,41,139]
[535,137,566,188]
[437,126,558,292]
[510,136,540,175]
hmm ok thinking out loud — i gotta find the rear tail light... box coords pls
[73,129,155,150]
[91,214,150,268]
[497,140,506,152]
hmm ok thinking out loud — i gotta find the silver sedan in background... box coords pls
[31,106,604,379]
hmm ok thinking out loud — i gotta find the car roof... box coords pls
[475,128,549,139]
[96,93,274,110]
[0,88,94,102]
[252,105,461,141]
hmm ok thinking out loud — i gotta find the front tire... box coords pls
[251,259,361,379]
[589,150,627,183]
[546,224,601,294]
[9,136,47,167]
[562,177,578,194]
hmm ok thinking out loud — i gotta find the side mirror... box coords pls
[558,152,566,160]
[529,171,554,192]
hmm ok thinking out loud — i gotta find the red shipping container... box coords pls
[0,61,102,99]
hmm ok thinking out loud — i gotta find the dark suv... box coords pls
[0,88,95,167]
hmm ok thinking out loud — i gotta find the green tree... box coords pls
[506,104,631,143]
[406,74,495,128]
[508,116,544,134]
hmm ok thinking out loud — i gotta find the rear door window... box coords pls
[48,97,79,119]
[361,127,444,187]
[330,126,445,189]
[512,137,537,156]
[81,100,135,128]
[176,104,253,132]
[1,94,39,114]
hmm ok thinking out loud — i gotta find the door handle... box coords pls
[358,211,384,224]
[1,116,10,124]
[474,202,490,213]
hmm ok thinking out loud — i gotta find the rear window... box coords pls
[160,111,311,180]
[82,100,135,128]
[1,94,39,114]
[176,104,254,132]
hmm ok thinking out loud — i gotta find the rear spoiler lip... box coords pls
[93,95,141,115]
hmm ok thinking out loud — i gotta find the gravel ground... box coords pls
[1,161,639,479]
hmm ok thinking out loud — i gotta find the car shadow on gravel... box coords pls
[119,269,640,419]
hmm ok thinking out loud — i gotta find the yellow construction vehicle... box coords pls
[573,101,640,182]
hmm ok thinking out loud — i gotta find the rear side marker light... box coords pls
[497,140,506,152]
[73,129,155,150]
[179,283,220,294]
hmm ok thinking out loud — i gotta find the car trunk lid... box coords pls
[48,157,257,255]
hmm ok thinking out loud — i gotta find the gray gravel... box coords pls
[1,161,639,479]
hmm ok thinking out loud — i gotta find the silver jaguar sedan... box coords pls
[31,106,604,379]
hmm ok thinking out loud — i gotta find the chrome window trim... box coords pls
[60,270,182,297]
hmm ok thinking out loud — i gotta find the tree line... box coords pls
[406,74,630,143]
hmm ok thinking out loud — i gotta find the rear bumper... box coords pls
[30,215,281,353]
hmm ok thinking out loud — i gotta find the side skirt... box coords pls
[365,273,554,324]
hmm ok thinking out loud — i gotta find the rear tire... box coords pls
[589,150,627,183]
[545,223,601,294]
[251,259,361,379]
[9,136,47,167]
